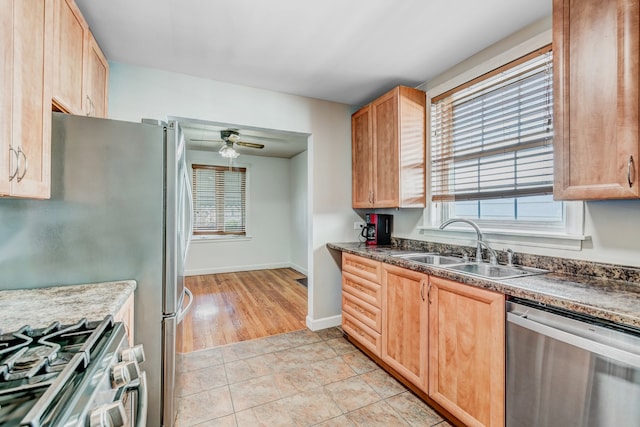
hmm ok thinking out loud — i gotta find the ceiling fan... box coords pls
[191,130,265,158]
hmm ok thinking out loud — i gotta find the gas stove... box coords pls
[0,316,146,427]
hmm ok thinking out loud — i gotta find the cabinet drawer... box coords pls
[342,271,382,308]
[342,291,381,333]
[343,253,381,283]
[342,311,381,357]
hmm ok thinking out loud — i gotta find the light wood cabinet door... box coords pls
[381,264,428,392]
[553,0,640,200]
[351,85,426,208]
[352,105,374,208]
[52,0,87,114]
[84,31,109,118]
[0,0,13,195]
[2,0,53,199]
[428,276,505,427]
[372,90,400,207]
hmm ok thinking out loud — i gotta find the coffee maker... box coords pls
[361,213,393,245]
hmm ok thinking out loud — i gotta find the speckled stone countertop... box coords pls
[0,280,136,332]
[328,242,640,330]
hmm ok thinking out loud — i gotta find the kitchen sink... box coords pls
[445,263,548,279]
[392,253,466,266]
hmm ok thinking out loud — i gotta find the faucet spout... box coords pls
[439,218,491,263]
[477,240,499,265]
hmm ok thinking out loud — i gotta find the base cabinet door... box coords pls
[381,264,428,391]
[428,276,505,427]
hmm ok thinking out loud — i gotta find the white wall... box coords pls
[290,150,308,275]
[391,16,640,268]
[107,62,358,328]
[185,150,294,275]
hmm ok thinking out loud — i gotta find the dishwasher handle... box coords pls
[507,312,640,368]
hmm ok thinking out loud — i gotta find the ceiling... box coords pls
[176,119,309,158]
[75,0,550,158]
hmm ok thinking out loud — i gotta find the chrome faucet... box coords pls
[439,218,497,264]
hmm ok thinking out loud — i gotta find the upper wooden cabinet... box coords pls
[52,0,86,114]
[381,264,428,392]
[84,31,109,118]
[553,0,640,200]
[352,86,426,208]
[428,276,505,427]
[52,0,108,118]
[1,0,53,199]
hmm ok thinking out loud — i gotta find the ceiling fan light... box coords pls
[219,144,240,158]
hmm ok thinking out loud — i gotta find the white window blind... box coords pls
[192,164,246,235]
[431,46,553,202]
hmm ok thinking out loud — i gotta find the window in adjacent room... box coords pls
[429,45,575,233]
[191,164,247,236]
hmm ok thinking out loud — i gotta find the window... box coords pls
[191,164,247,236]
[430,45,563,229]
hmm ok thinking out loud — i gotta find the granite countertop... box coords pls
[0,280,137,332]
[328,242,640,330]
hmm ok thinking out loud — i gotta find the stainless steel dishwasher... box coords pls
[506,299,640,427]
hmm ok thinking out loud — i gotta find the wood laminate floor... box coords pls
[178,268,308,353]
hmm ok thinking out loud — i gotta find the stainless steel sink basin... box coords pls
[393,253,466,266]
[445,263,548,279]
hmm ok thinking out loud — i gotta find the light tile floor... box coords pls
[175,328,454,427]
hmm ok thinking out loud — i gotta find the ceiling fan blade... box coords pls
[190,139,223,143]
[236,141,265,149]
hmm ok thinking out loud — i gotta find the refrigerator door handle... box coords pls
[177,287,193,324]
[183,165,194,263]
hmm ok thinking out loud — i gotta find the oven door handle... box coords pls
[134,371,148,427]
[121,370,148,427]
[507,312,640,368]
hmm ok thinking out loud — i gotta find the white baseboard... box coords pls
[306,314,341,331]
[289,263,308,276]
[186,262,309,276]
[185,262,291,276]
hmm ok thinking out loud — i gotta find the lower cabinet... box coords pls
[341,253,383,357]
[381,264,429,392]
[340,256,506,427]
[114,293,135,346]
[428,276,505,427]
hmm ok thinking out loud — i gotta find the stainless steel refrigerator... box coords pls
[0,112,193,427]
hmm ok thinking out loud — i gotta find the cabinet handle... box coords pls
[627,155,635,188]
[420,279,425,301]
[9,146,19,181]
[86,95,95,116]
[16,148,28,182]
[427,282,432,304]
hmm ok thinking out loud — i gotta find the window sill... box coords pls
[417,226,590,251]
[191,235,252,243]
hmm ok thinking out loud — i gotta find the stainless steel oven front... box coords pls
[0,317,147,427]
[506,300,640,427]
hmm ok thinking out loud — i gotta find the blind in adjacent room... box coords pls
[430,45,553,202]
[192,164,247,235]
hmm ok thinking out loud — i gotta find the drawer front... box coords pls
[342,291,381,333]
[342,311,381,357]
[342,253,382,283]
[342,271,382,308]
